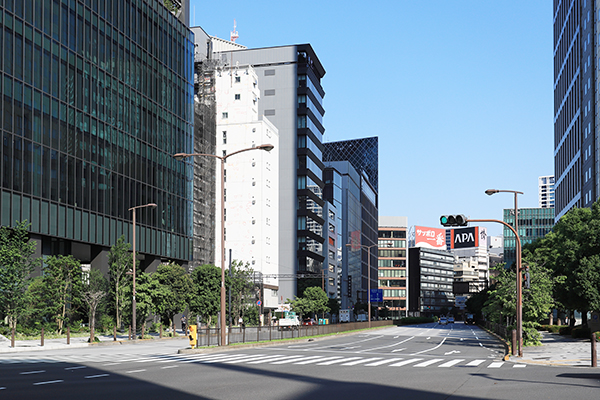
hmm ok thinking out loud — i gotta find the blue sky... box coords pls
[190,1,554,237]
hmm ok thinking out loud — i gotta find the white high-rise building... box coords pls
[538,176,555,209]
[215,64,280,309]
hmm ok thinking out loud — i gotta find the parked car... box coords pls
[439,317,448,325]
[448,316,455,324]
[302,318,316,326]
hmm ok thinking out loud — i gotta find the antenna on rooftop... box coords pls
[230,19,239,42]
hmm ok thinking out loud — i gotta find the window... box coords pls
[264,89,275,96]
[264,69,275,76]
[223,131,227,144]
[235,94,240,100]
[235,76,241,83]
[329,250,335,260]
[329,264,335,272]
[264,109,275,116]
[222,112,228,119]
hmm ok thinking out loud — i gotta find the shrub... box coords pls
[559,326,572,335]
[149,322,162,333]
[571,326,591,339]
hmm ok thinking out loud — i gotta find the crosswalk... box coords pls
[0,352,524,369]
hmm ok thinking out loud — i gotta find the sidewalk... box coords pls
[509,330,596,367]
[0,330,187,354]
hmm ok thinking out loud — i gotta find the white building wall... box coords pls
[215,65,280,309]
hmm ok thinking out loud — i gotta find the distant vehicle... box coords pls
[465,313,475,325]
[302,318,316,326]
[339,309,351,323]
[439,317,448,325]
[274,309,300,330]
[448,316,455,324]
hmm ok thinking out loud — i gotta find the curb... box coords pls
[477,324,511,361]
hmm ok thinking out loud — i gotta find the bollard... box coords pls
[512,329,517,356]
[592,332,597,368]
[141,324,145,340]
[41,327,44,347]
[242,326,246,343]
[11,327,15,348]
[257,325,260,343]
[67,326,70,345]
[159,324,163,339]
[113,326,117,341]
[129,325,132,340]
[269,324,272,341]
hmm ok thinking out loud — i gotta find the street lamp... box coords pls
[174,144,274,346]
[346,242,378,328]
[485,188,524,357]
[128,202,157,339]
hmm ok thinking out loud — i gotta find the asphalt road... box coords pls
[2,323,599,399]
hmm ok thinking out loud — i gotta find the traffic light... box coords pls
[347,276,352,297]
[440,215,468,227]
[523,271,530,289]
[188,325,197,348]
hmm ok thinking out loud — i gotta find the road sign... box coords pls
[256,300,262,306]
[590,311,600,333]
[370,289,383,302]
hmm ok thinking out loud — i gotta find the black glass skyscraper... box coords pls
[323,137,378,192]
[0,0,194,269]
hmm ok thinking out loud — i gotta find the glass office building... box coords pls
[503,207,554,268]
[0,0,195,269]
[323,137,378,192]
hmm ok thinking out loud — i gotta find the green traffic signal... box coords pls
[440,214,468,227]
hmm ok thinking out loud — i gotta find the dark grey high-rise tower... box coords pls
[553,0,595,221]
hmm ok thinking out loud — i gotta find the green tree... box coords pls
[121,271,154,333]
[536,202,600,325]
[108,235,132,329]
[0,221,40,330]
[81,268,108,342]
[289,287,330,318]
[189,264,221,326]
[227,261,255,322]
[149,262,193,333]
[42,255,84,334]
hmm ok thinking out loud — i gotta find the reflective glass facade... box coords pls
[503,207,554,268]
[0,0,194,264]
[323,137,378,192]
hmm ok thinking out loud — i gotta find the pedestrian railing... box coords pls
[193,320,394,347]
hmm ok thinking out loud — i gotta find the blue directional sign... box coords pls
[370,289,383,302]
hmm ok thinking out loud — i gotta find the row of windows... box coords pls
[378,249,406,258]
[378,279,405,288]
[1,190,190,259]
[420,283,452,290]
[378,239,405,248]
[378,269,406,278]
[378,259,406,268]
[383,289,405,298]
[378,229,406,239]
[420,266,453,276]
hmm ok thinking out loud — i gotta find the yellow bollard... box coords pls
[188,325,197,348]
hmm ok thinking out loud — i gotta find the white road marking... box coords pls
[390,358,423,367]
[161,365,179,369]
[413,337,447,354]
[444,350,461,355]
[295,356,342,365]
[33,380,63,385]
[65,366,87,370]
[103,363,121,366]
[391,348,406,353]
[271,356,320,365]
[317,357,362,366]
[20,370,45,375]
[341,358,381,366]
[439,359,465,368]
[365,358,403,366]
[358,336,415,353]
[465,359,486,366]
[513,364,527,368]
[247,355,297,364]
[125,369,146,374]
[488,362,504,368]
[84,374,110,379]
[414,359,444,367]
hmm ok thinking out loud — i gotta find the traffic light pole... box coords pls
[466,218,523,357]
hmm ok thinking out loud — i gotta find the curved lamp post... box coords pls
[128,203,157,339]
[346,242,378,328]
[174,144,274,346]
[485,189,523,357]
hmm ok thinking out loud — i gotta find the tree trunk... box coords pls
[582,311,588,326]
[569,310,576,327]
[549,311,554,325]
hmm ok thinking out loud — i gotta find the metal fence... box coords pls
[194,320,394,347]
[484,321,509,340]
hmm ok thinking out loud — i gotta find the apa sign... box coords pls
[451,227,479,249]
